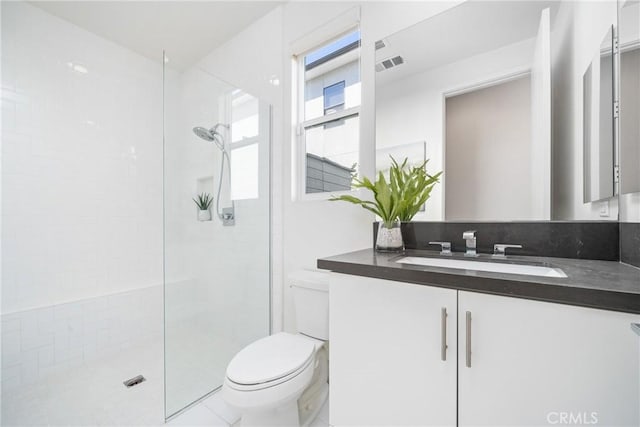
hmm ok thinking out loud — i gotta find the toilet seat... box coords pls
[226,333,316,391]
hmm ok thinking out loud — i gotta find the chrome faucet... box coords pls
[463,230,477,256]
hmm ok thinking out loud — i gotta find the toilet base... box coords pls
[298,346,329,426]
[239,400,299,427]
[299,382,328,427]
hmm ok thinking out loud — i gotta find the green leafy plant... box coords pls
[391,157,442,222]
[330,156,442,228]
[192,192,213,210]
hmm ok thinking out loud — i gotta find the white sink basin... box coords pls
[396,256,567,278]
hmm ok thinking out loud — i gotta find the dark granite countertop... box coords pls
[317,249,640,314]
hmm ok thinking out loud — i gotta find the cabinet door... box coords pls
[458,291,640,426]
[330,273,457,426]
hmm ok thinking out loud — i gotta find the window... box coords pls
[323,81,345,115]
[230,90,260,200]
[296,28,361,196]
[231,90,259,143]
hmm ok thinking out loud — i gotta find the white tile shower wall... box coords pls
[1,2,163,313]
[0,285,162,392]
[196,6,286,332]
[166,66,270,341]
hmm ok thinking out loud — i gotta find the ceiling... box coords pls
[376,0,559,86]
[31,1,282,70]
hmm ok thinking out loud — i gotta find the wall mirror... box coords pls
[583,26,615,203]
[619,0,640,195]
[375,1,559,221]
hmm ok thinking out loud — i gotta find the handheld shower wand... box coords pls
[192,123,235,225]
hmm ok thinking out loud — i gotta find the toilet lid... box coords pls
[226,333,315,385]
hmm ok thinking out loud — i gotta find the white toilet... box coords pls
[222,270,329,427]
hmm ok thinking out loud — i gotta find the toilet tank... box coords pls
[290,270,329,340]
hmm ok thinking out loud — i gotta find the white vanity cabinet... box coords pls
[330,273,640,426]
[458,291,639,426]
[330,273,458,426]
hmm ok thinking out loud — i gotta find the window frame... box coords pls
[294,26,362,201]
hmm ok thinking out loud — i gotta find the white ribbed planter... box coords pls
[198,209,211,221]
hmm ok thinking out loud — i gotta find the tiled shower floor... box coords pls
[2,337,165,426]
[1,324,239,426]
[2,306,320,427]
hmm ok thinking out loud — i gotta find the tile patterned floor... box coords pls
[1,337,165,426]
[2,328,330,427]
[1,322,240,426]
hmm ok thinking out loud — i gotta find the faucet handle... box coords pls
[429,241,452,255]
[493,244,523,257]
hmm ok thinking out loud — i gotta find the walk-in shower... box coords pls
[192,123,235,225]
[1,3,271,424]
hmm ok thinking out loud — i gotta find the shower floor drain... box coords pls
[123,375,146,388]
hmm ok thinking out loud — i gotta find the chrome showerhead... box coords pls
[192,123,229,151]
[192,126,216,142]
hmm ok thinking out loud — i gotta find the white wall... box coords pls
[1,2,164,313]
[551,0,620,220]
[619,49,640,197]
[530,8,552,220]
[0,0,3,417]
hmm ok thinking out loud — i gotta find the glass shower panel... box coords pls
[163,58,271,418]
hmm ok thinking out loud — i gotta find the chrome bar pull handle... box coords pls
[441,307,448,361]
[465,311,472,368]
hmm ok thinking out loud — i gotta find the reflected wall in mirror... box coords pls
[619,0,640,195]
[445,75,535,220]
[375,1,557,221]
[583,26,615,203]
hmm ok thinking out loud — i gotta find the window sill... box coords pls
[294,187,365,203]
